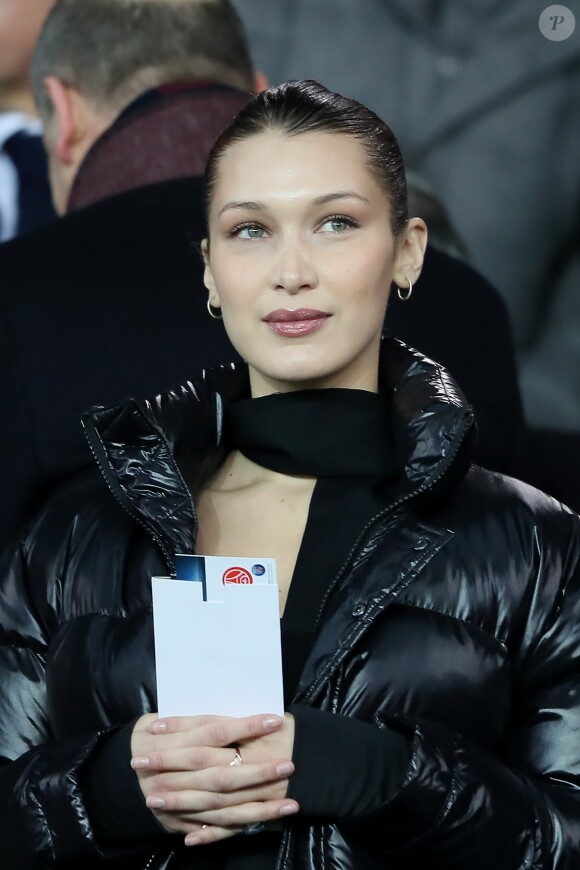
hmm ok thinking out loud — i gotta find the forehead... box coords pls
[211,130,383,209]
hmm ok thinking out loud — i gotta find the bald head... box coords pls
[32,0,255,123]
[0,0,55,112]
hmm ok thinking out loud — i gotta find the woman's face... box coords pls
[203,130,425,396]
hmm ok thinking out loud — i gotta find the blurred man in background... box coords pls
[0,0,265,551]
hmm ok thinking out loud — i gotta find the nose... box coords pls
[271,235,317,294]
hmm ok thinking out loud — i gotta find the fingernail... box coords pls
[131,756,150,769]
[276,761,293,776]
[262,715,282,730]
[146,796,165,809]
[150,719,168,734]
[279,803,298,816]
[185,835,202,847]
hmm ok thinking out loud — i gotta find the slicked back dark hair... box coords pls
[204,79,408,237]
[32,0,254,119]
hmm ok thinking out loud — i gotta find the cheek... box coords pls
[327,240,394,281]
[334,253,393,307]
[211,258,264,309]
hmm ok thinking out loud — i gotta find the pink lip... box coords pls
[264,309,331,337]
[264,309,330,322]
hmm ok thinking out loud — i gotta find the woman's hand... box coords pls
[131,712,298,846]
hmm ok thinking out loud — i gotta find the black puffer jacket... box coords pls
[1,339,580,869]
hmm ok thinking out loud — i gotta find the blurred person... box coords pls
[1,80,580,870]
[0,0,267,551]
[232,0,580,429]
[0,0,56,240]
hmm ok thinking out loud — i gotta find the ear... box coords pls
[253,69,269,94]
[201,238,219,302]
[43,76,85,166]
[392,217,428,290]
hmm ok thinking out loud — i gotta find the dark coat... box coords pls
[0,176,239,552]
[1,340,579,869]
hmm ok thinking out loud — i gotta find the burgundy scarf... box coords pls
[67,83,251,213]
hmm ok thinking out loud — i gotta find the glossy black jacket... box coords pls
[1,339,580,869]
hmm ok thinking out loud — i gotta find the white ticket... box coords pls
[152,555,283,718]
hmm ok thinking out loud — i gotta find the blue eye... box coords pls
[320,216,356,233]
[234,224,266,239]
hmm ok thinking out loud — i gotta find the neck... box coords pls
[223,388,396,480]
[248,363,380,398]
[211,448,317,492]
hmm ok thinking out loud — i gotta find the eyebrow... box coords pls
[218,190,371,217]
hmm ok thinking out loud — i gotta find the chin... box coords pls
[259,363,347,393]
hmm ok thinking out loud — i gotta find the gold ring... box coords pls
[229,746,243,766]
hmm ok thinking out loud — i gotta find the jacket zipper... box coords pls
[311,417,472,644]
[274,418,472,868]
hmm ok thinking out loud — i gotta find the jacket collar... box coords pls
[82,338,475,570]
[67,83,251,213]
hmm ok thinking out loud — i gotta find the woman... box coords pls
[1,80,580,869]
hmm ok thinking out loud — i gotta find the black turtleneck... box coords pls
[225,388,399,702]
[224,388,397,478]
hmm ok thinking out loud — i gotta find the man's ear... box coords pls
[201,239,219,301]
[392,218,428,289]
[253,69,269,94]
[43,76,85,166]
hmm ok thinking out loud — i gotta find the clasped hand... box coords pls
[131,712,298,847]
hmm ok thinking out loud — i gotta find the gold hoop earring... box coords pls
[207,298,223,320]
[397,279,413,302]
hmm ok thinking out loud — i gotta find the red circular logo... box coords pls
[222,566,253,585]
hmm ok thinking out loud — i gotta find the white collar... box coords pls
[0,112,42,151]
[0,113,43,242]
